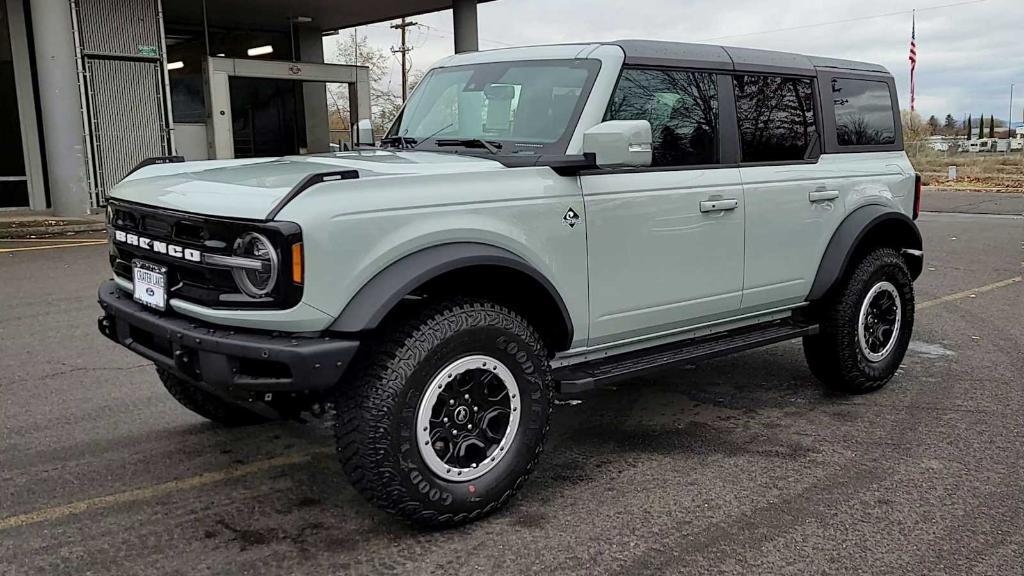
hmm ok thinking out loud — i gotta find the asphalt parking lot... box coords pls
[1,195,1021,575]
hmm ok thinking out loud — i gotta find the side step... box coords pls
[553,320,818,394]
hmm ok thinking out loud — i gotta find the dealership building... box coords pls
[0,0,487,216]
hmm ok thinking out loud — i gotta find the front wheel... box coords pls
[803,247,915,394]
[335,299,552,527]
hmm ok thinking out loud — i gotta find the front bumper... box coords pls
[97,280,358,395]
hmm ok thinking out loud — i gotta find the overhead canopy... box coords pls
[164,0,495,32]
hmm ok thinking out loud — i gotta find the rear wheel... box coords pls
[158,369,273,426]
[803,247,915,394]
[335,298,552,527]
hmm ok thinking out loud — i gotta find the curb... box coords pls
[0,222,107,239]
[923,186,1024,194]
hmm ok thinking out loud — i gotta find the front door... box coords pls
[582,68,744,347]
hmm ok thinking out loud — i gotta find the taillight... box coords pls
[913,173,922,220]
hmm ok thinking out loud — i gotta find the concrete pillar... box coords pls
[28,0,91,216]
[297,26,330,154]
[452,0,479,54]
[348,67,371,145]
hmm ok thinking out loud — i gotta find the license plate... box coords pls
[132,260,167,311]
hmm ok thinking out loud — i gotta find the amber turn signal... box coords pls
[291,242,303,284]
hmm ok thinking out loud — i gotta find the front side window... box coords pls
[735,75,817,163]
[386,59,600,154]
[606,68,719,167]
[831,78,896,146]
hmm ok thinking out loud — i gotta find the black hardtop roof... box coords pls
[610,39,890,76]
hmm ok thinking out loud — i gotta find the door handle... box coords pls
[699,198,739,213]
[808,190,839,202]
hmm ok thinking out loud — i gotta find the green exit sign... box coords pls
[138,45,159,57]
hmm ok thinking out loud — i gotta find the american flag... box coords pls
[909,11,917,112]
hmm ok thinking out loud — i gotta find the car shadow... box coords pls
[177,342,863,553]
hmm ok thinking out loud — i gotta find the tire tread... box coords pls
[334,298,551,527]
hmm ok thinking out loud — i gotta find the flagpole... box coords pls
[909,10,916,113]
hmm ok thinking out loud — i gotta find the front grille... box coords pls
[108,200,302,310]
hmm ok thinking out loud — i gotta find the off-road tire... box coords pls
[803,247,915,394]
[335,298,552,527]
[158,369,272,426]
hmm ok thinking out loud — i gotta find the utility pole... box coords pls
[1009,83,1015,147]
[352,27,358,64]
[391,18,417,102]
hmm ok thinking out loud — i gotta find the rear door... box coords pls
[581,68,745,346]
[736,72,908,311]
[733,73,847,310]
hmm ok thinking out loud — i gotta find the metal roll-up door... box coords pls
[76,0,161,57]
[85,58,168,198]
[73,0,171,205]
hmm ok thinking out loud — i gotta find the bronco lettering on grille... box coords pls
[113,230,202,263]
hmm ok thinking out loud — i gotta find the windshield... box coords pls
[385,59,601,154]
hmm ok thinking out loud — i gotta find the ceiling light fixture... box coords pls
[247,45,274,57]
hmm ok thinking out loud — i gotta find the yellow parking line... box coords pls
[1,277,1021,532]
[0,448,332,531]
[0,240,107,253]
[919,276,1022,310]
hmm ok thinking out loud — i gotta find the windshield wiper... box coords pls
[380,135,417,149]
[434,138,502,154]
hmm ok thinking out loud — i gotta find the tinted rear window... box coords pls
[734,75,817,163]
[831,78,896,146]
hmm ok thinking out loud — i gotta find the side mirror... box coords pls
[582,120,652,168]
[355,119,376,148]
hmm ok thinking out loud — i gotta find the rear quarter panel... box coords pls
[276,168,590,349]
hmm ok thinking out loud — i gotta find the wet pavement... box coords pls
[1,210,1021,575]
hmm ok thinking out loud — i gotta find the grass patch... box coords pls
[907,146,1024,191]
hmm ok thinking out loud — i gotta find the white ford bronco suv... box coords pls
[97,40,923,526]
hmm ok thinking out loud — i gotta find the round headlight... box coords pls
[231,232,278,298]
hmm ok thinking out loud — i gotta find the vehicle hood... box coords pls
[110,150,506,220]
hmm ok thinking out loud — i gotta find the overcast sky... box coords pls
[326,0,1022,125]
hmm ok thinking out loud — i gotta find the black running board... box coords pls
[553,320,818,394]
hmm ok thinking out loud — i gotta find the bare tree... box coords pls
[327,32,422,137]
[901,109,931,142]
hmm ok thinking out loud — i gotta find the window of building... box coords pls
[831,78,896,146]
[605,68,719,167]
[0,0,29,208]
[734,75,817,163]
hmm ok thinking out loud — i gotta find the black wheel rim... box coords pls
[858,281,902,361]
[416,355,520,481]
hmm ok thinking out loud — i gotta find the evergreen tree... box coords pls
[944,114,957,133]
[966,115,972,139]
[927,115,941,133]
[989,115,995,139]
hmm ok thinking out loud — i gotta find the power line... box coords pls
[697,0,988,42]
[358,20,514,49]
[416,22,516,47]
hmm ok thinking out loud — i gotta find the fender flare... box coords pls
[329,242,574,348]
[808,205,923,301]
